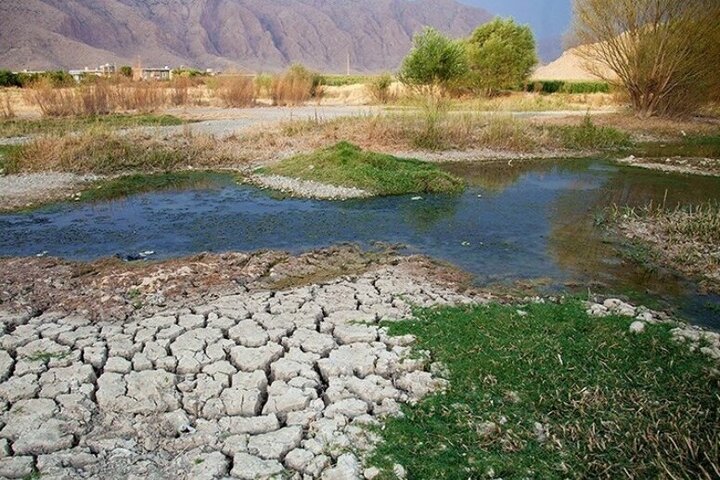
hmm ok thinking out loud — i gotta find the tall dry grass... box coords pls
[272,65,319,106]
[0,91,14,119]
[23,78,180,116]
[213,76,256,107]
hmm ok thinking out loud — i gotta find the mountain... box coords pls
[458,0,573,62]
[0,0,491,72]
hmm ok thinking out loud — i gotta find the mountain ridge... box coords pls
[0,0,492,72]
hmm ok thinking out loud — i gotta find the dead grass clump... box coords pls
[272,65,319,106]
[213,76,256,108]
[24,78,78,116]
[366,73,396,104]
[169,77,191,106]
[8,129,239,174]
[0,91,14,119]
[112,82,167,113]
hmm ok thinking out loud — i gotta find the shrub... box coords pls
[524,80,610,94]
[367,73,395,104]
[553,115,632,150]
[214,75,256,107]
[254,73,273,98]
[465,18,537,95]
[119,66,133,78]
[398,27,468,97]
[272,64,320,106]
[0,70,21,88]
[169,76,192,106]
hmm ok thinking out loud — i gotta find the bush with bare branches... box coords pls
[213,76,256,107]
[272,64,320,106]
[573,0,720,117]
[0,91,14,119]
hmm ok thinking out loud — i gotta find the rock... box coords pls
[629,321,646,334]
[393,464,407,479]
[395,371,446,399]
[263,382,315,416]
[219,414,280,435]
[0,456,34,479]
[0,351,14,382]
[162,409,193,436]
[188,451,230,480]
[322,452,361,479]
[0,374,40,403]
[364,467,381,479]
[324,398,368,419]
[247,426,303,460]
[221,388,263,416]
[229,320,270,347]
[231,452,284,479]
[332,324,378,344]
[283,329,336,356]
[230,344,283,372]
[284,448,314,472]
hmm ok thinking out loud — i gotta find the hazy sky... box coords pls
[460,0,573,41]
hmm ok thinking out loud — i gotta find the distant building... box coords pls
[69,63,116,82]
[139,67,172,81]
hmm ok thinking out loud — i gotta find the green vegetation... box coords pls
[399,28,468,95]
[77,171,230,203]
[0,144,20,173]
[637,135,720,159]
[0,70,21,88]
[465,18,537,94]
[367,73,395,104]
[371,301,719,479]
[262,142,464,195]
[318,75,375,87]
[553,115,632,150]
[0,114,185,138]
[524,80,611,94]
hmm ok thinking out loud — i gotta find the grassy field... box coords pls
[0,144,20,173]
[262,141,465,195]
[0,114,184,138]
[371,301,719,479]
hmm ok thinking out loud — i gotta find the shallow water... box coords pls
[1,159,719,328]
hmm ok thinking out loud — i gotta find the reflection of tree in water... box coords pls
[546,163,720,302]
[400,195,462,233]
[440,159,590,194]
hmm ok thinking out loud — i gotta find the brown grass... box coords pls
[272,65,318,106]
[212,76,256,108]
[0,91,14,119]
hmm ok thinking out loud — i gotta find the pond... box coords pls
[1,160,719,328]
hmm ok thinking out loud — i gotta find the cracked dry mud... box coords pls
[0,262,481,480]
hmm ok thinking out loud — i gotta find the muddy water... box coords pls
[1,160,719,328]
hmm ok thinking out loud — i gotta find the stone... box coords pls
[284,448,315,472]
[0,456,34,479]
[629,321,646,334]
[188,451,230,480]
[283,329,336,356]
[232,370,269,391]
[230,344,284,372]
[12,419,75,454]
[322,452,361,480]
[0,351,14,382]
[229,320,270,347]
[332,324,378,344]
[162,409,192,436]
[324,398,368,419]
[247,426,303,460]
[231,452,284,479]
[364,467,381,479]
[219,414,280,435]
[221,388,263,416]
[221,434,249,456]
[395,371,446,399]
[105,356,132,373]
[263,382,314,416]
[0,374,40,403]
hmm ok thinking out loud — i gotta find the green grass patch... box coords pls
[78,171,231,203]
[553,116,632,150]
[0,114,185,138]
[524,80,611,94]
[0,144,21,173]
[371,301,719,479]
[262,142,465,195]
[636,135,720,159]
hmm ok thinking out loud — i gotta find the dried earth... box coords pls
[0,246,483,479]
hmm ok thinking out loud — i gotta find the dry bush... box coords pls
[213,76,256,107]
[574,0,720,117]
[0,90,14,119]
[169,77,191,106]
[272,65,317,106]
[366,74,396,104]
[112,82,167,113]
[77,82,112,115]
[24,78,78,116]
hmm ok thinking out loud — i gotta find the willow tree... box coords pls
[573,0,720,117]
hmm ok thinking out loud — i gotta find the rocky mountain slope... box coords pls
[0,0,491,72]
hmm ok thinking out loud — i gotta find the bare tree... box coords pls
[573,0,720,117]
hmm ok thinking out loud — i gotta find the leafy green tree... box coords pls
[465,18,537,94]
[399,27,468,96]
[0,70,21,87]
[119,66,133,78]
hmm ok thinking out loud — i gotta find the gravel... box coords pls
[0,173,100,211]
[250,174,371,200]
